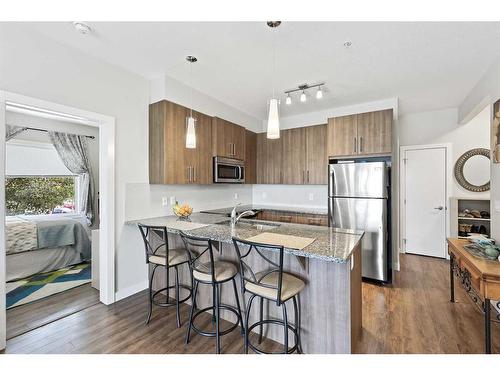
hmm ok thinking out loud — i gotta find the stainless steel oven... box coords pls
[213,156,245,183]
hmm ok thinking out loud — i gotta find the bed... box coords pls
[6,215,91,282]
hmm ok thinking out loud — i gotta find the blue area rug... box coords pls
[6,263,91,309]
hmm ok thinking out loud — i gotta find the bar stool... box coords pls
[138,224,192,327]
[232,237,305,354]
[180,231,243,354]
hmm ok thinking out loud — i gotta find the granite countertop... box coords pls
[125,212,363,263]
[200,204,328,216]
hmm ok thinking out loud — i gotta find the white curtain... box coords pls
[48,131,95,225]
[6,125,27,141]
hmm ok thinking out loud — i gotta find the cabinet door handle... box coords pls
[193,166,196,182]
[233,143,236,156]
[302,170,305,183]
[307,170,310,183]
[187,166,191,182]
[359,137,363,153]
[354,137,357,153]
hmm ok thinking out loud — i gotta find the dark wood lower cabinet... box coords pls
[255,210,328,227]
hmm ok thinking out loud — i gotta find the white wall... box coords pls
[125,183,252,221]
[459,56,500,241]
[398,106,491,200]
[150,74,262,132]
[252,185,328,212]
[0,24,149,297]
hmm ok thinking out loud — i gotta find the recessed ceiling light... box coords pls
[73,22,92,35]
[343,40,352,48]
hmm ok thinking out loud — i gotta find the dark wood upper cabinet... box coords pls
[305,124,328,185]
[327,109,392,158]
[281,127,307,184]
[149,100,212,185]
[327,114,358,158]
[356,109,392,155]
[256,124,328,185]
[245,129,257,184]
[256,132,283,184]
[212,117,246,159]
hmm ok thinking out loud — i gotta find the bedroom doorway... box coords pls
[0,91,116,350]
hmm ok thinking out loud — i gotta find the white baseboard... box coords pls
[115,279,148,302]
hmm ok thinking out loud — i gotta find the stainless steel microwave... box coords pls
[213,156,245,183]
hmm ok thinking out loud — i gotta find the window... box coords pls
[5,176,76,216]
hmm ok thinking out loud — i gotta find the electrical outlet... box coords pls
[162,197,169,206]
[234,193,239,200]
[170,196,176,205]
[308,193,314,201]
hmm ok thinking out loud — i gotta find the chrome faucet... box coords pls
[230,203,255,227]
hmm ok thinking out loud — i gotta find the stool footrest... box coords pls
[247,319,299,354]
[152,284,192,307]
[191,305,242,337]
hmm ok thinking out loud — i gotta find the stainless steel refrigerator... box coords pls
[328,159,391,283]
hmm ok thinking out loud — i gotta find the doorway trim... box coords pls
[399,143,453,257]
[0,91,116,350]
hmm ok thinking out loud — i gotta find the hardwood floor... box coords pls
[356,253,500,354]
[3,253,500,354]
[6,283,100,340]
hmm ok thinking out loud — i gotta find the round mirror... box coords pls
[454,148,490,192]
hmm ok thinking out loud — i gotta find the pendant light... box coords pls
[266,21,281,140]
[185,55,197,149]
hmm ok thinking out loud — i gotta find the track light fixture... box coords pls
[284,82,325,106]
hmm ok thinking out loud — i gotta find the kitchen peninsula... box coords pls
[126,210,363,354]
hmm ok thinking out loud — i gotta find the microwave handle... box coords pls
[238,166,243,181]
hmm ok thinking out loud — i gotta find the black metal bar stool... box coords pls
[138,224,192,327]
[232,237,305,354]
[180,231,243,354]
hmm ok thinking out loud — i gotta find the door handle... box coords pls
[354,137,357,153]
[359,137,363,153]
[434,206,444,211]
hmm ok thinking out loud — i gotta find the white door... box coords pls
[403,146,447,258]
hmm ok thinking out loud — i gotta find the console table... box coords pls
[447,238,500,353]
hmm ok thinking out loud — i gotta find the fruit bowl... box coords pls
[172,202,193,220]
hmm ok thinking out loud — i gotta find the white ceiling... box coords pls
[24,22,500,119]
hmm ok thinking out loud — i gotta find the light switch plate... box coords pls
[234,193,239,200]
[308,193,314,201]
[169,196,176,205]
[262,192,267,199]
[162,197,169,206]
